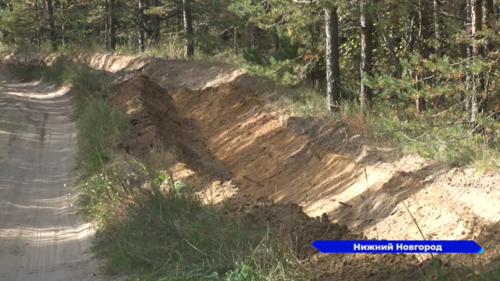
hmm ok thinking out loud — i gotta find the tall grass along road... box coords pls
[0,74,103,280]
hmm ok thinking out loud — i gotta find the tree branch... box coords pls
[292,0,316,4]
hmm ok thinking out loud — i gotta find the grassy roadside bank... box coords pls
[7,56,310,280]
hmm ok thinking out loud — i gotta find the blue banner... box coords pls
[312,240,483,254]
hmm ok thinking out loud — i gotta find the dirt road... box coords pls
[0,77,103,280]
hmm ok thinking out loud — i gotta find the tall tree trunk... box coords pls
[406,10,417,54]
[104,0,108,45]
[250,24,256,48]
[183,0,194,58]
[459,1,468,60]
[418,0,431,59]
[433,0,441,50]
[45,0,57,51]
[360,0,374,110]
[325,7,341,111]
[273,27,281,52]
[460,0,469,108]
[416,0,431,112]
[484,0,495,53]
[34,0,41,49]
[470,0,483,123]
[177,7,183,33]
[479,0,495,112]
[108,0,117,51]
[234,27,238,54]
[138,0,145,52]
[60,0,65,48]
[308,9,320,89]
[465,0,473,111]
[472,0,484,57]
[151,0,160,44]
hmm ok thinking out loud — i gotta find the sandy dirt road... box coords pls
[0,76,104,280]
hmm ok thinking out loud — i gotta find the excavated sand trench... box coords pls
[4,52,500,279]
[78,53,500,239]
[78,53,500,276]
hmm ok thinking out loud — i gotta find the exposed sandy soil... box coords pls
[123,54,500,271]
[3,52,500,279]
[0,66,113,280]
[109,74,500,279]
[111,76,357,256]
[110,75,419,280]
[76,52,500,277]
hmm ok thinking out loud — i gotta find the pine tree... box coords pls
[45,0,57,51]
[108,0,117,51]
[150,0,160,44]
[325,5,341,111]
[470,0,482,123]
[360,0,374,110]
[183,0,194,58]
[138,0,146,52]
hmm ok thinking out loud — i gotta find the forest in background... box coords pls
[2,0,500,168]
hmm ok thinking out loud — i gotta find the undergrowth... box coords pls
[278,86,500,169]
[113,36,245,69]
[93,184,307,280]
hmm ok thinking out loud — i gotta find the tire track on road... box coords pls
[0,77,109,281]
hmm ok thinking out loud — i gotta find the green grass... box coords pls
[93,185,308,280]
[76,96,128,175]
[363,105,500,168]
[67,63,128,175]
[276,86,500,169]
[116,35,185,60]
[114,35,246,70]
[277,86,329,117]
[8,58,62,84]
